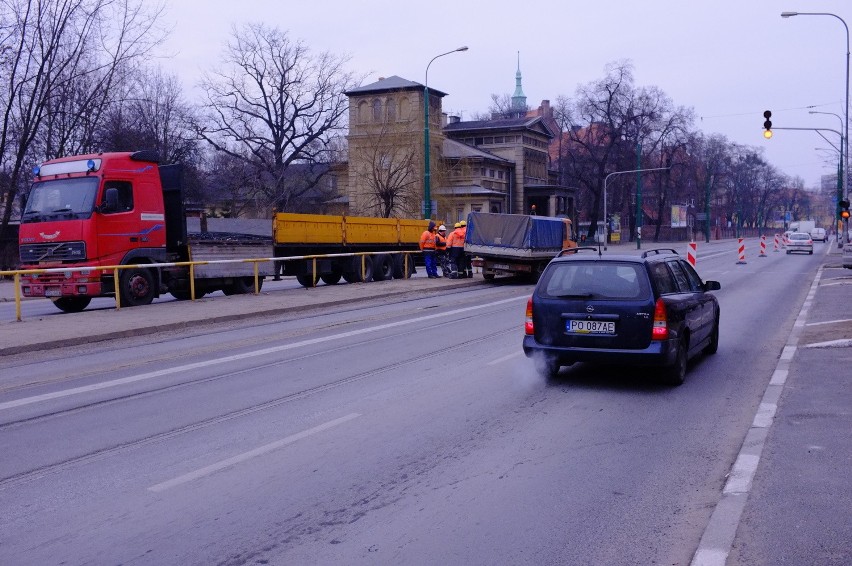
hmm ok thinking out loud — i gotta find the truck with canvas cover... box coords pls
[18,151,273,312]
[464,211,576,281]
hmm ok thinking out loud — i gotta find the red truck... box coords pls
[18,151,272,312]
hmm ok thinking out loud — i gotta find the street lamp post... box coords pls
[782,11,850,243]
[809,110,845,234]
[603,165,671,250]
[423,46,468,220]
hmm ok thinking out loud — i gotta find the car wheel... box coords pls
[662,338,687,386]
[704,315,719,355]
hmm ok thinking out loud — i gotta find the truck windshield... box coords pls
[22,177,99,223]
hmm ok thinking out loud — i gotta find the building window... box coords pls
[386,99,396,121]
[358,100,369,123]
[372,99,382,122]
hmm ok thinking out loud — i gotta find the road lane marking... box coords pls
[690,265,824,566]
[487,352,522,366]
[148,413,360,492]
[805,338,852,349]
[806,317,852,326]
[0,295,528,411]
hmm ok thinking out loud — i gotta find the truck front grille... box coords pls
[19,241,87,263]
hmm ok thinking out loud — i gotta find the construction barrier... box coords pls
[759,235,767,257]
[687,241,697,267]
[736,238,747,264]
[774,233,780,252]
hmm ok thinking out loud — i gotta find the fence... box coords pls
[0,250,421,322]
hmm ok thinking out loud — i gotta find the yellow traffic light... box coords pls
[763,130,773,139]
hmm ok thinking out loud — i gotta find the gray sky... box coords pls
[156,0,850,189]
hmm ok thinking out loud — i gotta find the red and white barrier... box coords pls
[736,237,747,264]
[687,241,697,267]
[773,233,780,252]
[759,235,767,257]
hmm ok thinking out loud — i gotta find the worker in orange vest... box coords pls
[447,221,468,278]
[419,221,439,278]
[435,224,450,277]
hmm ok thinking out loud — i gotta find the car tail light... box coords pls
[525,297,534,335]
[652,298,668,340]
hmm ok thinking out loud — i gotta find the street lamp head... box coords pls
[780,11,798,18]
[456,46,469,52]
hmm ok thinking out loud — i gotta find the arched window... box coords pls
[386,98,396,121]
[358,100,369,123]
[372,99,382,122]
[399,96,410,120]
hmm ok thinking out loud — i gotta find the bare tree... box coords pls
[0,0,164,244]
[352,120,419,218]
[197,23,358,214]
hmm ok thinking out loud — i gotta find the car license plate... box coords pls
[44,288,61,297]
[567,319,615,334]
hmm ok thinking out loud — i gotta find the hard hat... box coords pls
[454,222,461,229]
[438,224,446,231]
[459,220,466,227]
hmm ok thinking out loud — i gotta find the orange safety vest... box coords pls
[419,229,437,250]
[435,232,447,250]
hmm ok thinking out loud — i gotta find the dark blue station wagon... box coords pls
[522,248,721,385]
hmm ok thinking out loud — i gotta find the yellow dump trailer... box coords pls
[273,213,432,287]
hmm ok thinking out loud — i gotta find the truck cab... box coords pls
[19,151,174,311]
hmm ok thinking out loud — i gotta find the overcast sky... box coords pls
[156,0,850,189]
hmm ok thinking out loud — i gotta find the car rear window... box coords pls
[540,261,649,300]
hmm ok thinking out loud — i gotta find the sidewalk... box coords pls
[0,275,483,356]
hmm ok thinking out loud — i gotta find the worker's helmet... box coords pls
[454,222,461,228]
[459,220,467,227]
[438,224,446,231]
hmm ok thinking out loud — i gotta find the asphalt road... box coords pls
[0,240,849,565]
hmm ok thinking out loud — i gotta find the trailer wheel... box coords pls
[170,289,206,300]
[482,271,496,281]
[392,254,415,279]
[373,254,393,281]
[51,297,92,313]
[120,267,156,306]
[296,273,320,287]
[343,256,373,283]
[223,277,258,295]
[320,266,343,285]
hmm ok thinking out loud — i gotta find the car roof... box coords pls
[550,249,679,265]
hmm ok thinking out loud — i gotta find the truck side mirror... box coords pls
[100,187,118,213]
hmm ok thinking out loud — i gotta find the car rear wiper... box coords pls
[554,292,595,298]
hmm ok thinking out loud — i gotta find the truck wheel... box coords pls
[373,254,393,281]
[483,271,496,281]
[320,267,343,285]
[392,254,415,279]
[223,277,257,295]
[120,267,156,306]
[170,289,206,300]
[296,273,320,287]
[51,297,92,313]
[343,256,373,283]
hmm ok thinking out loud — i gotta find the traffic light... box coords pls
[763,110,772,139]
[840,199,850,220]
